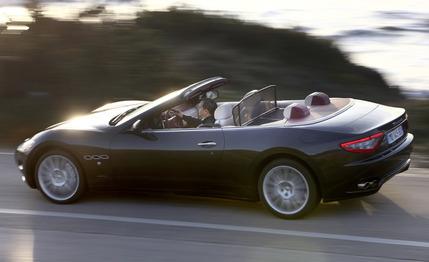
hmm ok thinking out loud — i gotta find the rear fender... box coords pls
[250,148,326,199]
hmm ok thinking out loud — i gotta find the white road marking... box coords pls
[0,208,428,248]
[0,152,13,155]
[397,173,428,178]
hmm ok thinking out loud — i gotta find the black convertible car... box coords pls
[15,77,413,218]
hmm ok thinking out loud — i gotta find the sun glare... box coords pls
[0,6,32,24]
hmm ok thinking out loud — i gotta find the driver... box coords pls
[173,98,217,128]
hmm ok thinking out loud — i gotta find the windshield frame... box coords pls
[114,88,186,127]
[113,77,228,127]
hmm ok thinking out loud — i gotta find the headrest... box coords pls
[283,103,310,120]
[214,102,235,120]
[304,92,330,106]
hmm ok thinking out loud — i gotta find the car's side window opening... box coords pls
[150,93,219,130]
[137,86,284,130]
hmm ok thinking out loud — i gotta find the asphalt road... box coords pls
[0,152,428,262]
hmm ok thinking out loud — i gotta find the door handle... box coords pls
[197,141,217,148]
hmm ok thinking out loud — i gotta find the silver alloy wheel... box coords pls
[262,165,309,215]
[37,155,80,201]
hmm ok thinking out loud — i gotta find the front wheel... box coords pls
[258,159,320,219]
[35,150,86,204]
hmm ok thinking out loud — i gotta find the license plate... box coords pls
[386,125,404,144]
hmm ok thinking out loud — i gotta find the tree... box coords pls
[25,0,43,20]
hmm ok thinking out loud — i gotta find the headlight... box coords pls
[17,138,35,153]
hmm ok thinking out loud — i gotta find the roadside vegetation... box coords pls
[402,100,429,166]
[1,8,426,160]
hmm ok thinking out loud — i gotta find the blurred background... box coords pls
[0,0,428,165]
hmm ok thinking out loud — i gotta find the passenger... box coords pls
[173,98,217,128]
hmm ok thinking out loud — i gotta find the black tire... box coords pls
[35,150,86,204]
[258,159,320,219]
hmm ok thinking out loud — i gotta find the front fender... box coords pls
[16,129,114,189]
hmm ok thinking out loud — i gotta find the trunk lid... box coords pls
[307,99,408,155]
[308,99,406,135]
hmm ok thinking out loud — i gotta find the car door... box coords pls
[109,127,225,191]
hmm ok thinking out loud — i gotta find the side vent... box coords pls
[284,103,310,120]
[305,92,330,106]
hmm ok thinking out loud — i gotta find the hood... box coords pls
[47,100,148,131]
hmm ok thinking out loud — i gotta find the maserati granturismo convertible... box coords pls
[15,77,413,218]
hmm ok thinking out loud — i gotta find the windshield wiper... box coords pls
[109,105,143,126]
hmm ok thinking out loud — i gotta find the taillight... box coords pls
[340,132,384,153]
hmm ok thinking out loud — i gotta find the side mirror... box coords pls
[129,119,158,141]
[131,119,142,131]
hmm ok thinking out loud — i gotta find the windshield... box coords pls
[114,88,185,126]
[232,85,277,126]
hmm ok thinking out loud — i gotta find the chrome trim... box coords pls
[197,141,217,147]
[83,155,110,161]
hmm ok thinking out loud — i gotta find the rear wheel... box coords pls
[258,159,320,218]
[35,150,86,203]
